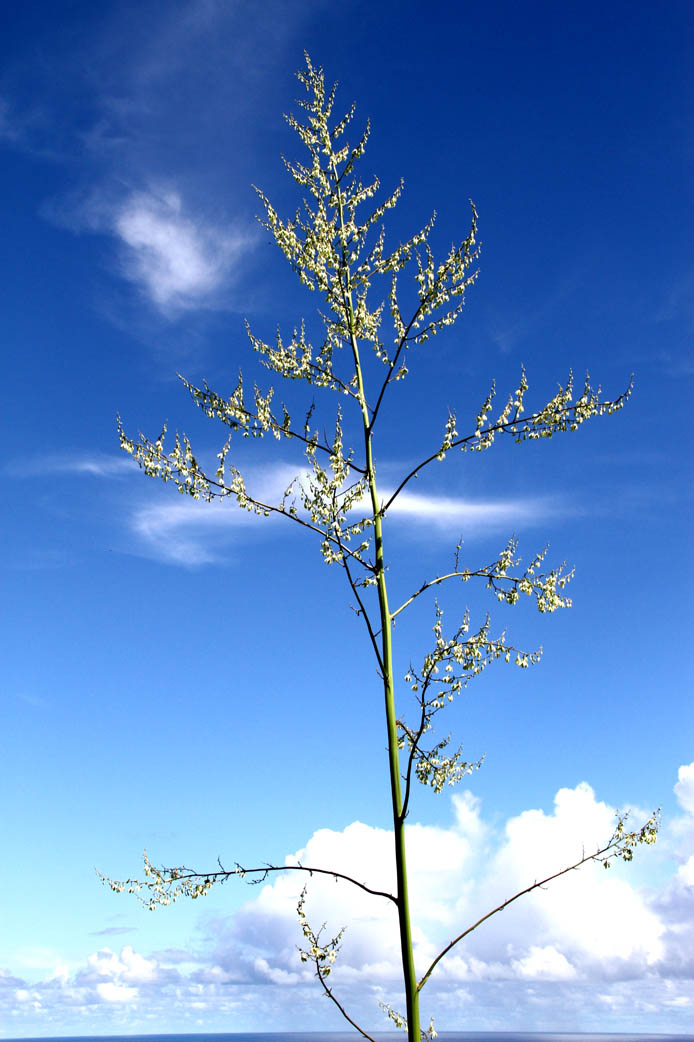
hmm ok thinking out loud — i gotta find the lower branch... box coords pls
[99,853,397,909]
[317,972,377,1042]
[297,885,377,1042]
[417,809,659,991]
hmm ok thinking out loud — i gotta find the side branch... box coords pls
[181,376,367,475]
[392,568,489,620]
[382,382,633,515]
[399,702,429,820]
[416,809,660,992]
[100,856,397,907]
[297,887,377,1042]
[340,547,385,675]
[119,426,373,571]
[316,971,377,1042]
[370,296,430,429]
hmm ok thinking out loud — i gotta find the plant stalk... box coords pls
[333,172,420,1038]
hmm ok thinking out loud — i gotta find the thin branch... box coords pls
[315,970,378,1042]
[339,537,385,675]
[303,358,362,403]
[370,296,429,429]
[381,390,632,515]
[391,568,488,620]
[135,458,374,572]
[180,376,367,475]
[104,861,397,905]
[417,837,630,991]
[400,700,428,821]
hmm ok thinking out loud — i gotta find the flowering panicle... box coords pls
[601,811,661,868]
[98,852,217,911]
[111,54,656,1042]
[462,370,632,454]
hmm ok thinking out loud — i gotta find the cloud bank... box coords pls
[4,768,693,1034]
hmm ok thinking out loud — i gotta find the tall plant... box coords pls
[105,55,658,1040]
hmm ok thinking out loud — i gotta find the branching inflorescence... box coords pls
[107,54,658,1041]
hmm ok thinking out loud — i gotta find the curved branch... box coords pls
[316,971,377,1042]
[127,449,373,572]
[382,387,632,515]
[391,568,487,621]
[370,296,429,429]
[101,860,397,905]
[399,700,428,821]
[181,378,368,475]
[416,824,651,991]
[339,539,385,675]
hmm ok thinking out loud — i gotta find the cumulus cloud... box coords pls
[6,770,692,1034]
[674,762,694,816]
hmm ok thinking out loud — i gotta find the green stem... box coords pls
[332,162,420,1042]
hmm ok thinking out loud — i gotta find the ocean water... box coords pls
[6,1033,694,1042]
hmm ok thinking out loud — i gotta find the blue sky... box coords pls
[1,0,692,1035]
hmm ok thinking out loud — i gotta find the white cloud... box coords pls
[511,944,577,980]
[677,856,694,886]
[47,182,253,316]
[126,456,559,565]
[96,980,138,1003]
[112,189,247,312]
[387,489,554,531]
[127,460,300,564]
[130,498,250,566]
[4,768,694,1033]
[674,762,694,816]
[5,453,136,478]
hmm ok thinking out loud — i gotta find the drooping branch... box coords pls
[99,853,397,909]
[118,419,374,571]
[416,809,660,992]
[297,886,377,1042]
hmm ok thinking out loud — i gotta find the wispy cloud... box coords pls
[0,0,320,321]
[4,448,568,566]
[49,184,255,316]
[130,499,253,566]
[0,97,21,143]
[90,926,137,937]
[5,452,136,478]
[111,188,251,313]
[127,461,302,564]
[126,465,561,566]
[388,489,555,530]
